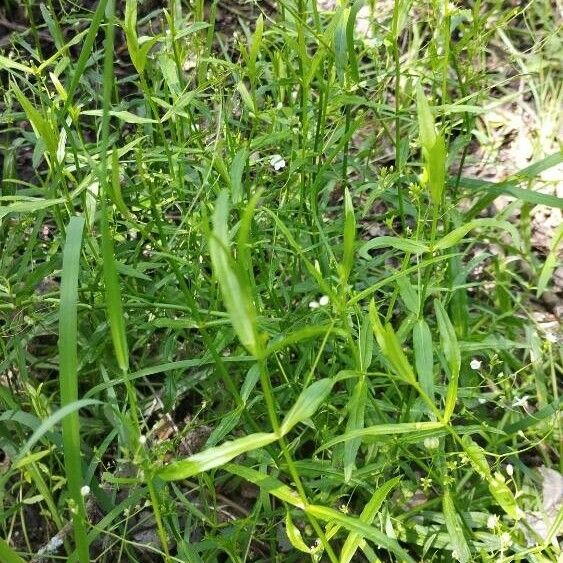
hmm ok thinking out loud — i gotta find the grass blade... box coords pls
[59,216,89,563]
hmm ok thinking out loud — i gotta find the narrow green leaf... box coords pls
[537,224,563,296]
[396,276,419,314]
[280,378,334,435]
[359,236,429,259]
[101,206,129,372]
[434,300,460,422]
[334,8,348,83]
[306,505,415,563]
[64,0,109,107]
[285,511,312,553]
[11,81,58,159]
[225,463,306,509]
[0,55,34,74]
[358,314,373,372]
[124,0,143,74]
[0,539,25,563]
[340,476,401,563]
[413,319,434,402]
[433,218,522,252]
[489,472,519,520]
[416,83,436,151]
[157,432,277,481]
[16,399,102,462]
[59,215,89,562]
[81,109,156,123]
[343,380,366,482]
[205,409,242,447]
[426,132,446,205]
[341,187,356,285]
[0,196,65,220]
[461,435,491,480]
[442,489,471,562]
[230,148,249,204]
[109,148,132,219]
[346,0,364,83]
[249,14,264,81]
[369,301,416,384]
[209,190,260,356]
[319,421,445,450]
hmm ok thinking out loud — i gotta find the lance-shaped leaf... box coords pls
[157,432,277,481]
[280,378,334,435]
[209,190,261,357]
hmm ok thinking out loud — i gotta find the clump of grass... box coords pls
[0,0,561,561]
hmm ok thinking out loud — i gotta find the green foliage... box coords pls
[0,0,561,561]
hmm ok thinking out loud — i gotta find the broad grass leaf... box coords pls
[442,489,471,562]
[280,378,334,435]
[340,476,401,563]
[209,190,260,356]
[157,432,277,481]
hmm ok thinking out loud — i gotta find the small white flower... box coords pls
[487,514,499,529]
[506,463,514,477]
[80,485,90,497]
[139,435,147,445]
[319,295,330,307]
[545,332,558,344]
[512,395,530,408]
[309,301,320,309]
[270,154,286,171]
[500,531,512,548]
[470,358,482,370]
